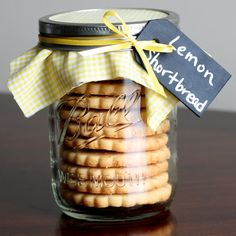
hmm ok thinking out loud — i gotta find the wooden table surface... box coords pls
[0,94,236,236]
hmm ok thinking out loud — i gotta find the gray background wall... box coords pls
[0,0,235,112]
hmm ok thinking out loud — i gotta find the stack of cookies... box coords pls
[58,79,172,208]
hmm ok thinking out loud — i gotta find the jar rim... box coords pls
[39,8,179,37]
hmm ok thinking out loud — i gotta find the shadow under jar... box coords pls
[46,9,179,222]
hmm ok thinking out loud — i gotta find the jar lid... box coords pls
[39,8,179,36]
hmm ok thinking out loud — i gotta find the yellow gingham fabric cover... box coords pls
[8,46,178,130]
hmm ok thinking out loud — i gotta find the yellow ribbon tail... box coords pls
[150,75,166,97]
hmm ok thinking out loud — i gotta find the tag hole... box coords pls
[153,38,160,43]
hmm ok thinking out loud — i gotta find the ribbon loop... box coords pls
[103,10,131,38]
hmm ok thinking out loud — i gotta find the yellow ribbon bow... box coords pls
[39,10,173,97]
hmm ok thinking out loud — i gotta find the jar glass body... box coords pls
[49,79,177,221]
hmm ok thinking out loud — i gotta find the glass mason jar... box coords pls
[45,9,179,221]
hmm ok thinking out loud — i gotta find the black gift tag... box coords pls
[136,19,231,116]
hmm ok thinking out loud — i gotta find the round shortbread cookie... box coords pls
[61,93,145,110]
[59,107,146,125]
[63,172,169,194]
[65,119,170,139]
[60,161,168,180]
[60,183,172,208]
[61,145,170,168]
[63,133,168,152]
[70,79,145,96]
